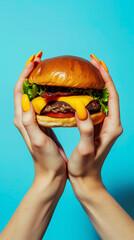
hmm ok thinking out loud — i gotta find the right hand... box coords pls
[68,56,123,199]
[13,59,67,196]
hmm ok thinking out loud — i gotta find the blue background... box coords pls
[0,0,134,239]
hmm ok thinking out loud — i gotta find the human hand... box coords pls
[68,55,123,199]
[13,58,67,197]
[1,57,68,240]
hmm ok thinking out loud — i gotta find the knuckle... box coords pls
[112,125,123,139]
[80,125,94,135]
[32,136,47,149]
[22,119,32,127]
[117,125,123,137]
[22,115,34,128]
[77,143,94,158]
[13,117,20,129]
[13,117,23,133]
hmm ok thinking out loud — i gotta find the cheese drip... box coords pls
[32,95,94,120]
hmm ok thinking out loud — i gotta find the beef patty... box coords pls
[40,100,101,115]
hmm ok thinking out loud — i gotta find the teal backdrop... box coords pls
[0,0,134,239]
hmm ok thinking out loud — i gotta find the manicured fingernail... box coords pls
[100,60,109,72]
[35,51,43,59]
[21,94,31,112]
[90,54,99,63]
[76,107,88,121]
[25,55,35,67]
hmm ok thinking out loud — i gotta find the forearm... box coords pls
[1,174,65,240]
[71,177,134,240]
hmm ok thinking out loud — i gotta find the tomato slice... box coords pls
[45,112,75,118]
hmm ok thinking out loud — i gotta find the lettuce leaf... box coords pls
[22,79,44,101]
[89,87,109,113]
[22,79,109,113]
[69,87,109,113]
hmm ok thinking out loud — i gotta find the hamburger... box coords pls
[22,56,109,127]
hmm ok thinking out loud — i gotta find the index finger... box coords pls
[14,57,41,118]
[15,57,41,94]
[14,62,35,121]
[99,63,121,126]
[90,55,121,126]
[15,62,35,94]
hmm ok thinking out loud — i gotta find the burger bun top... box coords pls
[29,55,104,89]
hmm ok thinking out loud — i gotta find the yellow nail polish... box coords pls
[76,105,88,120]
[35,51,43,59]
[90,54,99,63]
[100,60,109,72]
[21,94,31,112]
[25,55,35,67]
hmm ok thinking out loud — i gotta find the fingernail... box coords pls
[90,54,99,63]
[75,108,88,121]
[35,51,43,59]
[100,60,109,72]
[21,94,31,112]
[25,55,35,67]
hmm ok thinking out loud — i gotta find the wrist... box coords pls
[69,174,105,203]
[33,160,67,198]
[33,172,67,202]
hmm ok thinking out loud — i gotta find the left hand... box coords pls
[0,57,68,240]
[14,58,67,194]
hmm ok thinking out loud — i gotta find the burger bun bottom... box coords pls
[36,112,105,127]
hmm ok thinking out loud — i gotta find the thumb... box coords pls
[21,94,46,146]
[75,111,94,155]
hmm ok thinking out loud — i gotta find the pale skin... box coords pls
[0,55,134,240]
[68,55,134,240]
[0,58,67,240]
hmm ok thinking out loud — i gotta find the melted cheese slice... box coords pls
[32,95,94,120]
